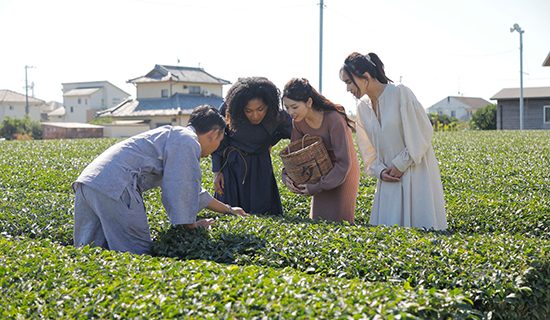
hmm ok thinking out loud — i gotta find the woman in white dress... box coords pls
[340,52,447,230]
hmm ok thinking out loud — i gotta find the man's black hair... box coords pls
[188,105,226,134]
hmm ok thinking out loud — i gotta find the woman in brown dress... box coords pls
[282,78,360,223]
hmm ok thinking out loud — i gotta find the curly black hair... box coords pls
[224,77,282,131]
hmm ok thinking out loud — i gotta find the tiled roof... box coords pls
[48,106,66,116]
[452,97,491,109]
[491,87,550,100]
[61,81,131,96]
[0,89,45,104]
[64,88,101,97]
[543,51,550,67]
[99,93,224,118]
[128,65,230,85]
[41,101,64,112]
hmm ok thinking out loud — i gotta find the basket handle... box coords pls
[301,134,310,149]
[286,133,310,154]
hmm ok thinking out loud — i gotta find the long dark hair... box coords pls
[282,78,355,130]
[224,77,282,131]
[342,52,393,90]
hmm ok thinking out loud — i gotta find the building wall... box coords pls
[136,82,223,99]
[62,82,130,123]
[148,114,191,129]
[497,98,550,130]
[104,114,191,130]
[427,98,471,121]
[0,101,42,121]
[102,83,130,108]
[63,96,90,123]
[42,125,104,139]
[103,124,150,138]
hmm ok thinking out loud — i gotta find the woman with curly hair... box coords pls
[212,77,292,215]
[282,78,360,224]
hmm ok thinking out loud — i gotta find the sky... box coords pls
[1,0,549,114]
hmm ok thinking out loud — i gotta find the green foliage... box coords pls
[470,104,496,130]
[89,116,113,125]
[429,112,460,132]
[0,131,549,318]
[0,116,42,140]
[0,237,480,319]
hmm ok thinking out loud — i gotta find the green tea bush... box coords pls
[0,131,549,319]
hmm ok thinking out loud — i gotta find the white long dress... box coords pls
[356,83,447,230]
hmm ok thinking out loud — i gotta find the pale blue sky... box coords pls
[1,0,549,113]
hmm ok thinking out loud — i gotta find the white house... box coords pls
[427,96,492,121]
[0,89,45,122]
[99,65,230,128]
[62,81,130,123]
[130,64,228,99]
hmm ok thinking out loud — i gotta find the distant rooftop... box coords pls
[450,96,491,109]
[128,65,230,85]
[99,93,224,118]
[61,81,131,96]
[0,89,45,104]
[543,51,550,67]
[491,87,550,100]
[42,122,104,129]
[63,88,101,97]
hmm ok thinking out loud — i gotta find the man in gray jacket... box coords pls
[73,105,247,254]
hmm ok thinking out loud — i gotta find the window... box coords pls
[189,86,201,94]
[161,89,169,97]
[451,110,456,118]
[85,99,88,105]
[78,98,81,104]
[9,105,13,110]
[70,106,74,113]
[544,106,550,124]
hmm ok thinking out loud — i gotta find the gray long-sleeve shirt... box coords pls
[75,125,213,225]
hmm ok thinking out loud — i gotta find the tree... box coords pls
[428,112,459,132]
[0,116,43,140]
[470,104,496,130]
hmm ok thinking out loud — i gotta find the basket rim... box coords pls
[279,136,325,157]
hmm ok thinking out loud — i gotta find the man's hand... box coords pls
[227,205,249,217]
[194,218,216,229]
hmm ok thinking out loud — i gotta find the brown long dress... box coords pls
[292,110,360,223]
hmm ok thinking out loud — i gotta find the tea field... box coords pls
[0,131,548,319]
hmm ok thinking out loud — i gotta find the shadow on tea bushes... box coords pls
[151,225,266,264]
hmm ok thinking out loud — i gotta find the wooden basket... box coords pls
[279,135,333,185]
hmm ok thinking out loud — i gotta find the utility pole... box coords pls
[24,65,35,116]
[510,23,524,130]
[319,0,324,93]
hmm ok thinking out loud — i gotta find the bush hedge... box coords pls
[0,131,549,318]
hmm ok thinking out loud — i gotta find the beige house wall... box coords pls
[136,82,223,99]
[102,124,150,138]
[0,101,42,122]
